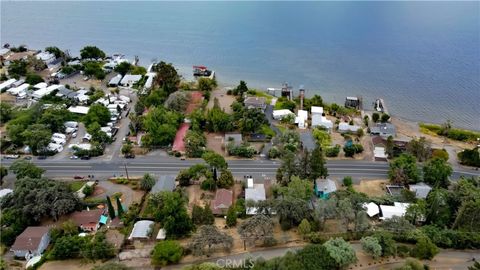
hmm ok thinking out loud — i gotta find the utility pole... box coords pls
[124,163,130,181]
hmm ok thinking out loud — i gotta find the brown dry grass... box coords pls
[353,180,388,197]
[207,88,236,113]
[206,132,226,157]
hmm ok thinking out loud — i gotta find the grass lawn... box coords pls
[69,181,86,192]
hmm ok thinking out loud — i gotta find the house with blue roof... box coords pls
[314,179,337,199]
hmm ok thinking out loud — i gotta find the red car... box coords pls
[73,175,85,179]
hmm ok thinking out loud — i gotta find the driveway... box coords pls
[92,180,143,208]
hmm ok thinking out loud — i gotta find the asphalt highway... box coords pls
[2,157,479,181]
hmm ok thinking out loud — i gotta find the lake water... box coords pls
[1,1,479,130]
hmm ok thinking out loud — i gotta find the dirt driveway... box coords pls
[92,181,144,208]
[207,88,236,113]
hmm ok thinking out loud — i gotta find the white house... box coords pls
[295,110,308,129]
[36,51,56,64]
[68,106,90,115]
[32,84,63,100]
[311,106,324,115]
[33,82,48,89]
[52,133,67,140]
[120,74,142,87]
[64,121,79,129]
[379,202,410,220]
[338,122,361,133]
[7,83,30,96]
[10,227,50,259]
[108,74,123,87]
[272,109,294,120]
[0,78,17,91]
[311,115,333,130]
[362,202,380,217]
[47,143,63,153]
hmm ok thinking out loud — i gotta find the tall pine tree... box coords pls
[106,195,116,219]
[116,196,124,218]
[310,145,328,179]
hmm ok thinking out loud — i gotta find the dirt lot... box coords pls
[93,181,144,209]
[353,180,388,197]
[207,88,236,113]
[40,260,100,270]
[206,132,226,157]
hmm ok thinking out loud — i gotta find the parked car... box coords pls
[37,156,47,160]
[70,155,79,160]
[73,175,85,179]
[80,156,90,160]
[72,132,77,138]
[125,153,135,159]
[3,154,20,159]
[23,156,32,160]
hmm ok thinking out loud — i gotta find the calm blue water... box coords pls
[1,1,479,130]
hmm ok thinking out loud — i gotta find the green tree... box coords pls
[238,214,274,247]
[83,61,106,79]
[45,46,64,58]
[39,108,73,133]
[360,236,382,259]
[10,160,45,179]
[25,73,44,85]
[116,196,124,218]
[226,205,237,227]
[106,195,116,219]
[7,60,27,78]
[323,238,357,268]
[372,231,397,257]
[452,199,480,232]
[0,102,13,124]
[114,61,132,75]
[372,112,380,123]
[184,130,206,158]
[298,219,311,238]
[80,46,106,59]
[386,135,395,159]
[407,137,432,162]
[411,237,439,260]
[21,124,52,155]
[279,176,313,201]
[140,173,156,191]
[141,106,182,147]
[192,205,214,226]
[121,142,134,157]
[81,232,115,260]
[202,151,227,170]
[152,61,180,94]
[310,145,328,179]
[198,78,217,92]
[217,170,234,188]
[405,200,427,225]
[343,176,353,187]
[151,240,183,266]
[84,104,111,126]
[274,198,311,230]
[469,261,480,270]
[423,157,452,188]
[458,147,480,167]
[388,154,420,185]
[355,210,371,232]
[165,91,191,112]
[147,191,193,237]
[233,80,248,96]
[0,166,8,185]
[49,235,87,259]
[380,113,390,123]
[205,99,232,132]
[425,188,453,227]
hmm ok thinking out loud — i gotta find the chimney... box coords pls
[299,85,305,110]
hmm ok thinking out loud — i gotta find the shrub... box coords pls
[200,178,216,191]
[268,147,281,159]
[151,240,183,266]
[325,145,341,157]
[82,185,93,196]
[411,237,439,260]
[343,176,353,187]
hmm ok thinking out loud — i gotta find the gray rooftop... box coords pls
[151,175,176,193]
[128,220,154,239]
[370,123,396,136]
[225,133,243,145]
[409,182,432,199]
[315,179,337,194]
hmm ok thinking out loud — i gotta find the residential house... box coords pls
[119,74,142,87]
[272,109,294,120]
[311,106,324,116]
[314,179,337,199]
[33,82,48,89]
[69,209,106,232]
[36,51,56,65]
[245,178,266,215]
[10,227,50,259]
[0,188,13,199]
[0,78,17,91]
[244,96,267,112]
[68,106,90,115]
[409,182,432,199]
[7,83,29,96]
[379,202,410,220]
[128,220,154,240]
[108,74,123,87]
[338,122,361,133]
[311,115,333,130]
[151,175,176,193]
[295,110,308,129]
[211,189,233,215]
[370,123,396,138]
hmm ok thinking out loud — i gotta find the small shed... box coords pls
[10,227,50,258]
[314,179,337,199]
[379,202,410,220]
[362,202,380,217]
[156,228,166,240]
[311,106,323,115]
